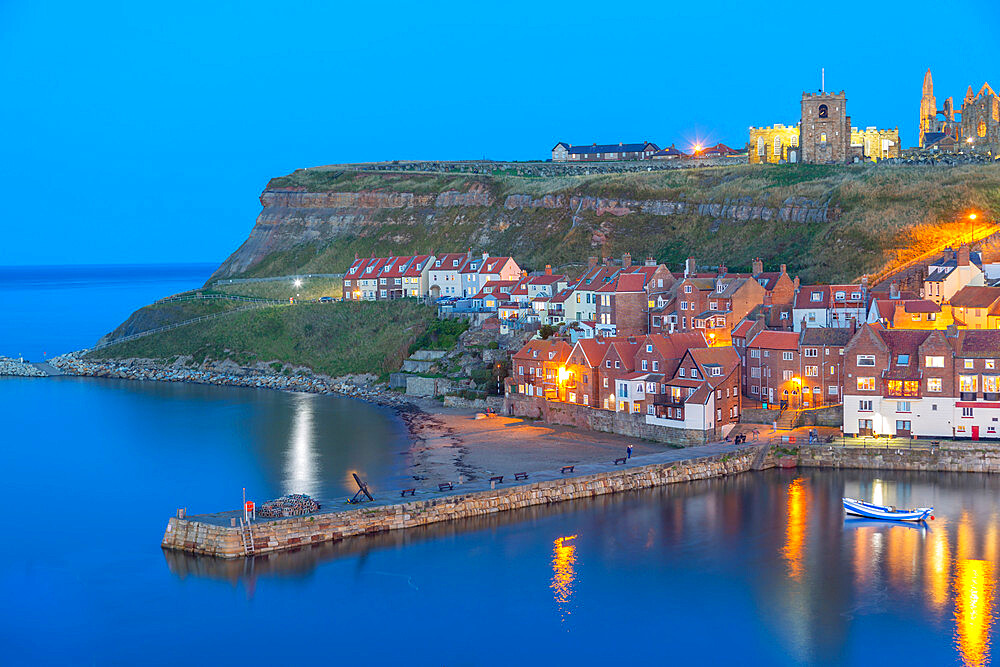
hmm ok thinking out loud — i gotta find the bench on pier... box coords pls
[614,457,626,465]
[438,482,454,492]
[401,488,415,497]
[489,475,504,484]
[514,472,528,481]
[561,465,575,474]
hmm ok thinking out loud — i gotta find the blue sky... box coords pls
[1,0,998,266]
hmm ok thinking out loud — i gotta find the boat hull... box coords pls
[843,497,932,522]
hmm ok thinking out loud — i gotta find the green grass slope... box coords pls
[89,301,436,379]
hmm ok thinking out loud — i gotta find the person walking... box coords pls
[626,444,633,460]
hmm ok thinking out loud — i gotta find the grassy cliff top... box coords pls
[266,162,1000,211]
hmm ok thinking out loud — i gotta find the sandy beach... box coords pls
[402,400,681,484]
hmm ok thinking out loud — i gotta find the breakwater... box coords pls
[162,447,758,559]
[789,443,1000,473]
[49,356,410,407]
[0,360,48,377]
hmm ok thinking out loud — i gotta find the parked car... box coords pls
[319,296,334,303]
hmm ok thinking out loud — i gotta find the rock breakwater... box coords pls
[0,359,47,377]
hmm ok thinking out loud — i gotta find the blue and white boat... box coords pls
[843,497,933,522]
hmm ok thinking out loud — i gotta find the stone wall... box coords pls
[162,448,758,559]
[795,405,843,428]
[404,375,455,397]
[754,443,1000,473]
[505,395,713,446]
[741,408,782,425]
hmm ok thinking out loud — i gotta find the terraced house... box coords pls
[842,325,1000,440]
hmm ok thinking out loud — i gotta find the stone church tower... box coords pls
[919,69,937,147]
[800,91,850,163]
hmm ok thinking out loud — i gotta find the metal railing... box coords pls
[212,273,343,286]
[767,433,939,450]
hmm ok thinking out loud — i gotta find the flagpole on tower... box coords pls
[821,68,825,94]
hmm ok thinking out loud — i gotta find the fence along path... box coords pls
[92,302,288,351]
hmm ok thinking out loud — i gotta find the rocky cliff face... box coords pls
[210,179,837,282]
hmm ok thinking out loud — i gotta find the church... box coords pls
[919,68,1000,155]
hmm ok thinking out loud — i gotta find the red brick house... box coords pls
[796,327,851,407]
[508,338,573,401]
[647,346,742,437]
[743,330,801,407]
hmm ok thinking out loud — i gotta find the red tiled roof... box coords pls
[748,330,800,350]
[902,300,941,314]
[731,319,755,338]
[949,286,1000,308]
[954,330,1000,357]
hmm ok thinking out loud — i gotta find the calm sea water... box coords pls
[2,265,999,665]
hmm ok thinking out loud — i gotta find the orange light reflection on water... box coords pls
[925,516,951,614]
[551,535,578,622]
[954,559,995,667]
[783,478,807,581]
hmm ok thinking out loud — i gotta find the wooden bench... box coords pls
[514,472,528,481]
[489,475,504,484]
[614,457,626,465]
[401,488,415,497]
[438,482,453,492]
[561,465,575,474]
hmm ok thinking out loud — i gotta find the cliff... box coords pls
[210,163,1000,284]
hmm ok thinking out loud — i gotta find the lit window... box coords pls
[857,377,875,391]
[925,356,944,368]
[927,378,942,392]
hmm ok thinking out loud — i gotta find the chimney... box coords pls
[889,281,900,299]
[752,258,763,274]
[645,256,656,267]
[685,257,696,277]
[521,270,528,278]
[467,247,473,261]
[355,252,360,260]
[482,251,489,263]
[545,264,552,275]
[958,245,971,267]
[861,275,869,290]
[764,294,773,306]
[793,277,800,290]
[780,263,787,275]
[588,256,598,269]
[718,264,727,277]
[622,253,632,268]
[946,323,959,337]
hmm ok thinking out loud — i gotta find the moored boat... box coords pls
[842,497,933,522]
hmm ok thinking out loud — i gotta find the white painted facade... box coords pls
[843,394,1000,440]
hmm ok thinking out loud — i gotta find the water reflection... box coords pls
[955,559,994,667]
[551,535,578,623]
[283,392,319,496]
[783,477,807,581]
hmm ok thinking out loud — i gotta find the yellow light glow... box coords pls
[694,144,703,152]
[551,535,578,622]
[557,366,569,384]
[954,559,994,667]
[925,516,951,613]
[783,477,807,581]
[792,376,801,385]
[970,213,978,221]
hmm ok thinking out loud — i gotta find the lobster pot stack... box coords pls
[258,494,321,518]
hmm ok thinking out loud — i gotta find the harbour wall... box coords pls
[787,444,1000,473]
[162,448,757,559]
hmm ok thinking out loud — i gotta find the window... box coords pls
[859,400,873,411]
[684,285,692,293]
[897,354,909,366]
[751,385,759,395]
[690,368,698,379]
[605,360,611,368]
[857,355,875,367]
[641,360,648,371]
[711,367,722,376]
[652,361,659,372]
[965,359,975,369]
[987,360,996,370]
[614,361,620,369]
[782,352,794,361]
[820,132,827,143]
[810,291,823,302]
[680,301,688,310]
[750,367,760,378]
[750,349,760,359]
[829,386,838,395]
[804,348,818,358]
[959,375,978,393]
[963,407,974,418]
[757,136,765,156]
[928,378,942,392]
[805,366,818,377]
[926,356,944,368]
[984,376,999,393]
[783,370,794,381]
[818,104,828,118]
[679,368,686,377]
[646,344,652,353]
[647,404,654,415]
[774,136,781,155]
[857,377,875,391]
[897,401,911,413]
[603,378,608,388]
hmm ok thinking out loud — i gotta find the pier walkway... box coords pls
[187,440,749,528]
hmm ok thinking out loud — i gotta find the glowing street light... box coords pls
[293,278,303,289]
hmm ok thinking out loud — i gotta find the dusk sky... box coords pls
[2,0,998,266]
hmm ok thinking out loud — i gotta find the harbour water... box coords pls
[2,265,1000,665]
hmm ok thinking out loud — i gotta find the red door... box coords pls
[973,426,980,441]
